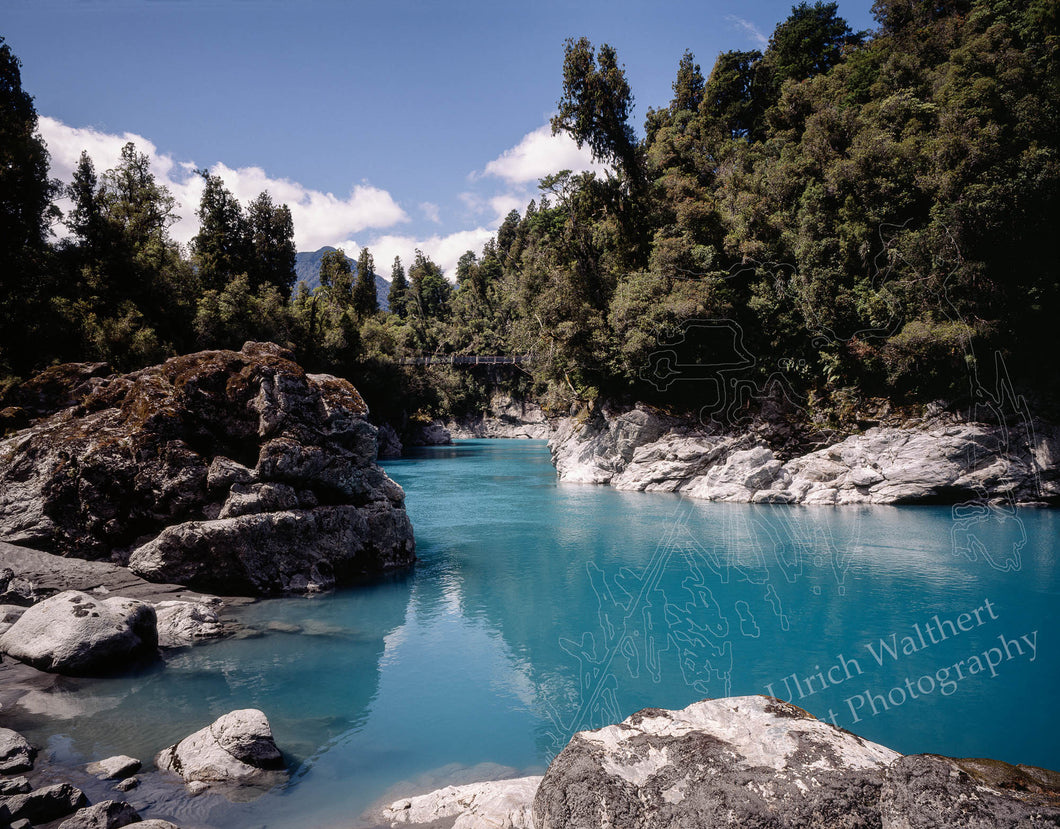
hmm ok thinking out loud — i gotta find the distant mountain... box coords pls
[294,246,390,312]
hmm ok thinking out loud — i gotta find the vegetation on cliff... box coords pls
[1,0,1056,427]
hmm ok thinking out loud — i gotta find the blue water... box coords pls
[9,439,1059,827]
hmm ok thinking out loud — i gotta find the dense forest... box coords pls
[1,0,1057,433]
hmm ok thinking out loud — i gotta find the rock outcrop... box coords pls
[0,343,415,594]
[0,590,157,675]
[155,708,286,789]
[550,404,1060,505]
[381,696,1060,828]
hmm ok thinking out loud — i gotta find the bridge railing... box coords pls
[398,354,533,366]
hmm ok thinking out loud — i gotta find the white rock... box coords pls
[0,591,156,675]
[156,708,286,788]
[85,754,141,779]
[155,600,225,648]
[381,776,541,828]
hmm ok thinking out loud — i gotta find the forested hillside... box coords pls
[2,0,1056,429]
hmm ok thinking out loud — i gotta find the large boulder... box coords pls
[0,590,157,675]
[57,800,141,829]
[0,727,35,773]
[156,709,286,788]
[0,782,88,825]
[531,696,1060,829]
[0,343,415,595]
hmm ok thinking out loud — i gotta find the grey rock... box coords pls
[130,504,414,595]
[218,482,299,519]
[531,695,1060,829]
[0,344,415,596]
[9,819,31,829]
[86,754,141,779]
[0,727,34,773]
[205,456,254,490]
[376,422,403,459]
[58,800,141,829]
[0,603,26,635]
[880,754,1060,828]
[0,590,157,675]
[114,777,139,792]
[136,821,182,828]
[550,407,1060,505]
[156,708,286,788]
[0,776,30,795]
[155,600,225,648]
[532,695,899,829]
[447,394,552,440]
[408,421,452,446]
[0,782,88,825]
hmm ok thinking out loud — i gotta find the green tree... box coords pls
[552,37,640,183]
[246,192,296,298]
[0,36,59,377]
[671,50,705,113]
[353,246,378,317]
[407,249,451,320]
[388,255,409,318]
[192,171,248,294]
[319,248,353,305]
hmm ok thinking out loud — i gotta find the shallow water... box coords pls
[8,439,1059,827]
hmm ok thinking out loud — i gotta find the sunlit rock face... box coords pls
[0,342,414,595]
[550,404,1059,506]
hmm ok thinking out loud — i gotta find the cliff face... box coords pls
[549,404,1060,506]
[0,342,414,594]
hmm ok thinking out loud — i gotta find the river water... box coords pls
[9,439,1058,827]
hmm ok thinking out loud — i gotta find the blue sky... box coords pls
[5,0,876,276]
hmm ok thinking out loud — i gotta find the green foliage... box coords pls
[552,37,641,184]
[388,256,409,318]
[353,247,378,317]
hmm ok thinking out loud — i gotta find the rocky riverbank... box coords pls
[0,342,415,595]
[549,403,1060,506]
[378,695,1060,828]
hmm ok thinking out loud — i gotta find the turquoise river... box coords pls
[9,439,1059,827]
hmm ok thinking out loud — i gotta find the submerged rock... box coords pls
[0,342,415,595]
[154,600,225,648]
[156,708,286,789]
[86,755,142,780]
[0,590,157,675]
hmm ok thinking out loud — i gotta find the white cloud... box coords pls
[726,15,769,48]
[38,116,409,250]
[419,202,441,224]
[343,227,497,283]
[479,124,608,185]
